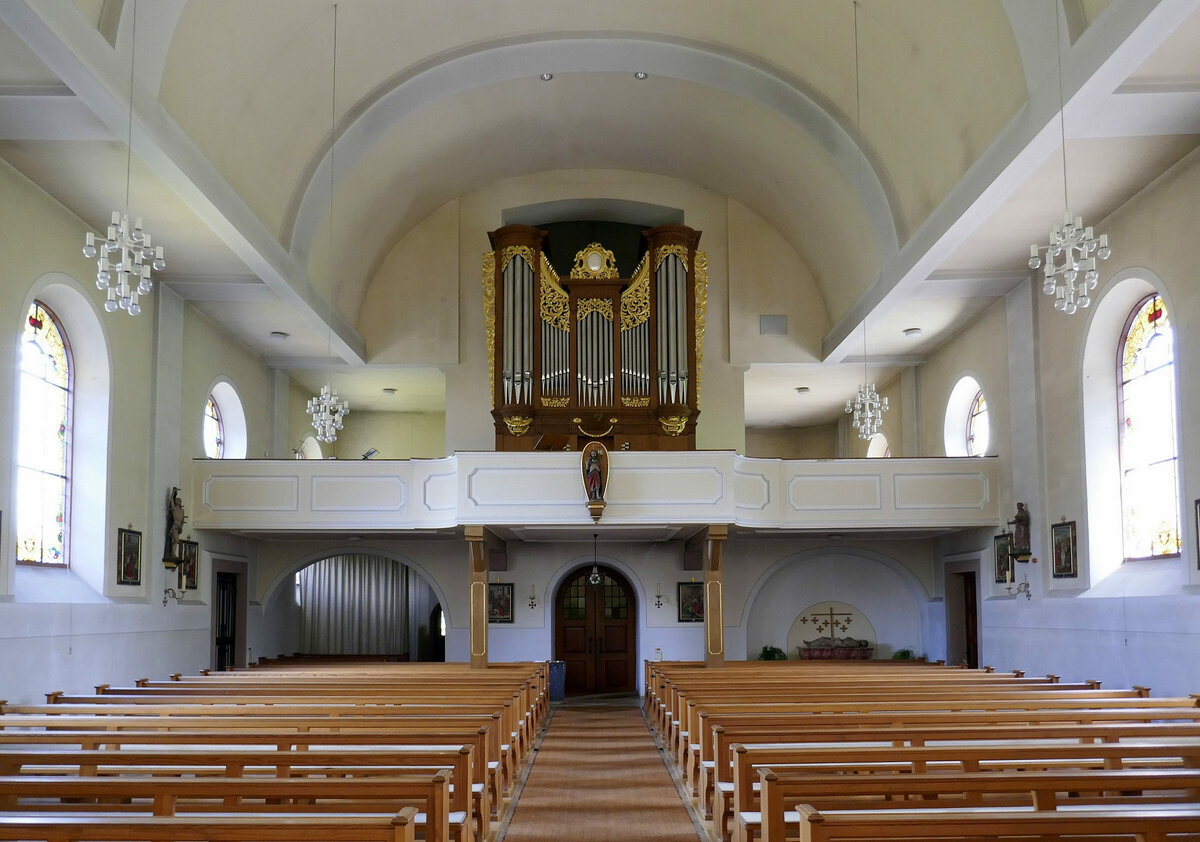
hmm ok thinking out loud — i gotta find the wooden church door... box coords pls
[554,566,636,695]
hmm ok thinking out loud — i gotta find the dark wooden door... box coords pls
[961,571,979,669]
[214,572,237,672]
[554,567,636,695]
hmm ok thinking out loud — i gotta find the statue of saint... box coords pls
[165,487,186,564]
[1009,502,1030,555]
[584,448,603,500]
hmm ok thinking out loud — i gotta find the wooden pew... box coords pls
[721,738,1200,842]
[0,774,453,841]
[0,806,418,841]
[699,713,1200,823]
[0,727,494,839]
[789,803,1200,842]
[0,749,470,842]
[746,766,1200,842]
[5,701,525,798]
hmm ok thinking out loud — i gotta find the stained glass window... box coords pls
[16,301,72,566]
[203,395,224,458]
[1118,294,1179,560]
[966,390,989,456]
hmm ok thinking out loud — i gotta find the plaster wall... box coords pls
[328,410,446,461]
[937,148,1200,697]
[745,424,838,460]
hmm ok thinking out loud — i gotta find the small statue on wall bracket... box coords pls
[163,486,186,570]
[581,441,608,523]
[1008,501,1031,558]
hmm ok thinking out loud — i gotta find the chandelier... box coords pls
[845,381,888,440]
[306,384,348,443]
[82,0,165,316]
[306,4,348,444]
[1027,6,1110,315]
[1029,214,1110,314]
[842,3,888,442]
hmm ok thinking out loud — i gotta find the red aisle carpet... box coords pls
[500,701,704,842]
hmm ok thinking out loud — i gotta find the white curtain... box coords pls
[298,554,412,656]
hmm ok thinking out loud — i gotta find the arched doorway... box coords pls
[554,565,637,695]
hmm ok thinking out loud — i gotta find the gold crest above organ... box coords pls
[484,224,706,451]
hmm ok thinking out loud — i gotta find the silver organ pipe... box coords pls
[657,253,688,405]
[487,225,704,447]
[502,255,535,405]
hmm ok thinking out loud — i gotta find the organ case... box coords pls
[484,224,706,451]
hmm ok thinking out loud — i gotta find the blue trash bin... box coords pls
[548,660,566,701]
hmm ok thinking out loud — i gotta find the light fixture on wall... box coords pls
[82,0,165,316]
[654,582,663,609]
[528,585,537,610]
[588,533,602,585]
[842,2,888,442]
[1027,6,1110,314]
[306,4,349,443]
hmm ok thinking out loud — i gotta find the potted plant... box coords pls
[757,645,788,661]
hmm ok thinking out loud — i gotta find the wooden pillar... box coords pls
[693,525,727,667]
[465,526,498,669]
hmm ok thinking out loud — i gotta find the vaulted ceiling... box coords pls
[2,0,1198,426]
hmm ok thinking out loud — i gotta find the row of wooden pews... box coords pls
[0,658,547,842]
[645,659,1200,842]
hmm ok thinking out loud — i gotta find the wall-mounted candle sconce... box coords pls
[654,582,663,608]
[528,585,537,610]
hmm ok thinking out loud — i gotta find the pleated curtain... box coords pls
[298,554,411,656]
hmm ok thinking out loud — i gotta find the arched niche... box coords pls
[743,549,926,660]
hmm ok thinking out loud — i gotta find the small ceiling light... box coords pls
[794,386,810,394]
[382,387,397,395]
[539,73,553,81]
[902,327,922,337]
[269,331,290,341]
[634,72,648,80]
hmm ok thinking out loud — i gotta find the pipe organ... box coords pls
[484,224,706,451]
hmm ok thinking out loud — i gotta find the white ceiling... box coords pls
[0,0,1197,422]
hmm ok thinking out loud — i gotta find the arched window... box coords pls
[944,375,986,457]
[16,301,72,566]
[966,390,989,456]
[1118,294,1179,560]
[202,394,224,458]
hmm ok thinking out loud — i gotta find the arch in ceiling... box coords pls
[284,33,906,270]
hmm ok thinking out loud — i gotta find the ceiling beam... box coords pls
[0,0,366,364]
[822,0,1200,363]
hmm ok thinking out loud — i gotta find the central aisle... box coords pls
[499,699,705,842]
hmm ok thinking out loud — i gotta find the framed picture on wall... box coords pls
[677,582,704,623]
[117,528,141,586]
[488,582,513,623]
[1195,499,1200,568]
[1051,520,1078,578]
[178,540,199,590]
[993,532,1013,584]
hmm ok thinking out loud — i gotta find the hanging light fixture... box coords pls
[82,0,165,316]
[842,2,888,442]
[588,533,602,585]
[306,3,349,444]
[845,321,888,440]
[1027,5,1110,314]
